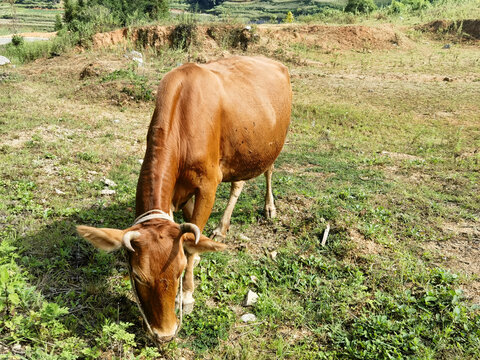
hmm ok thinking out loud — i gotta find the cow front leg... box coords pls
[182,184,218,312]
[264,164,277,218]
[212,181,245,239]
[181,252,197,315]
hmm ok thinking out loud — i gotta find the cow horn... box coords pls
[123,231,141,252]
[180,223,201,244]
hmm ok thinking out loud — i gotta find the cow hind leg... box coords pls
[264,164,277,219]
[212,181,245,239]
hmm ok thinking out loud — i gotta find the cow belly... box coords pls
[219,136,285,182]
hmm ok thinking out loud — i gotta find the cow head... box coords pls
[76,218,226,343]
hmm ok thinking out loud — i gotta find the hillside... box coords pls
[1,16,480,359]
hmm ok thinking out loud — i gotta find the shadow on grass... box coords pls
[16,200,156,347]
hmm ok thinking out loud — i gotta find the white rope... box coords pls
[127,261,156,339]
[175,271,183,337]
[133,209,173,225]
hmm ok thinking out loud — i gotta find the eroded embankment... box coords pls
[91,23,412,52]
[418,19,480,40]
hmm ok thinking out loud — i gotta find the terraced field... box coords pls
[0,1,61,36]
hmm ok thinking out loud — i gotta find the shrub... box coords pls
[11,34,24,47]
[388,0,407,14]
[401,0,430,11]
[4,30,77,64]
[345,0,377,13]
[54,14,63,31]
[169,23,198,50]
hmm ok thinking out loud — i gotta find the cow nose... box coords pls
[152,323,178,343]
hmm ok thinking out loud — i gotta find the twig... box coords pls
[321,223,330,247]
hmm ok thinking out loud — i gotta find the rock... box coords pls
[113,119,120,124]
[238,233,251,242]
[138,159,144,164]
[269,250,278,261]
[443,77,453,82]
[125,50,144,66]
[443,44,451,49]
[101,189,116,195]
[12,344,24,354]
[243,290,259,306]
[250,275,258,284]
[79,62,108,79]
[241,313,257,323]
[55,188,65,195]
[102,178,117,187]
[128,50,143,59]
[0,56,11,66]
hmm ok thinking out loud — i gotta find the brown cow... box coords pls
[77,56,291,344]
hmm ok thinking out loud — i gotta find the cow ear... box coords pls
[182,233,227,254]
[77,225,124,252]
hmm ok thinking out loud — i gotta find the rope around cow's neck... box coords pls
[133,209,173,225]
[129,209,184,345]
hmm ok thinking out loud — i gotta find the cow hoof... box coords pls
[265,206,277,219]
[183,302,194,315]
[182,293,195,315]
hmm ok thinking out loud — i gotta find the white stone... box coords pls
[132,57,143,66]
[241,313,257,323]
[54,188,65,195]
[138,159,144,164]
[129,50,143,59]
[243,290,259,306]
[101,189,116,195]
[0,56,10,66]
[270,251,278,261]
[102,178,117,187]
[238,233,251,242]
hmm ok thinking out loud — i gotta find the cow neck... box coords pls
[135,113,180,217]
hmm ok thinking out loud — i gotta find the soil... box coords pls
[418,19,480,40]
[423,222,480,304]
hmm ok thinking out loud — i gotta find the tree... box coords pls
[63,0,76,24]
[186,0,225,11]
[345,0,377,14]
[6,0,18,33]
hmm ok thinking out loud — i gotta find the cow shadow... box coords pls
[17,201,155,347]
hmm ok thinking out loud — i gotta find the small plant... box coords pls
[284,11,294,23]
[345,0,377,13]
[11,34,24,47]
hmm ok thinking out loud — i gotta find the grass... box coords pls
[1,16,480,359]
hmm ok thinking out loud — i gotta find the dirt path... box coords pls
[0,31,56,45]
